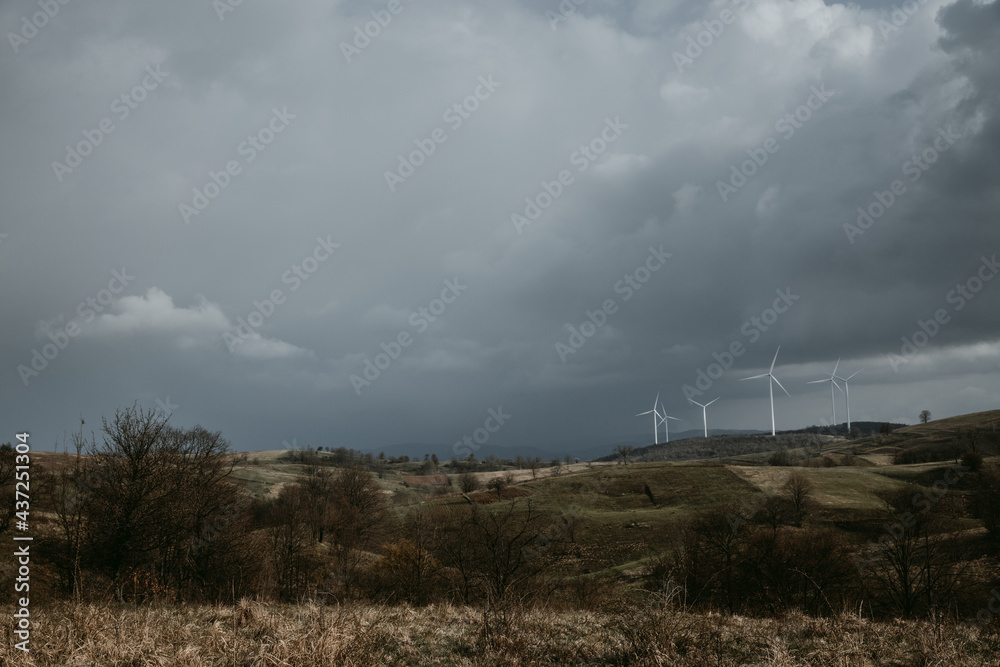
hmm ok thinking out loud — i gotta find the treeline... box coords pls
[793,421,906,438]
[278,446,572,477]
[597,432,836,464]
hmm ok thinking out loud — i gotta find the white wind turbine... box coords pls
[808,358,844,427]
[636,392,664,445]
[658,398,682,443]
[688,397,719,439]
[833,368,862,431]
[740,346,790,436]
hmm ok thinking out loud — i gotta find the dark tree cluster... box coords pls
[16,406,565,610]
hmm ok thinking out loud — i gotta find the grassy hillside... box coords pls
[595,432,841,464]
[849,410,1000,464]
[212,411,1000,580]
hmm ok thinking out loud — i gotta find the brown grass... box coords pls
[468,486,531,504]
[2,601,1000,666]
[400,474,450,486]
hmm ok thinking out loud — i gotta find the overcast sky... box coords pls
[2,0,998,456]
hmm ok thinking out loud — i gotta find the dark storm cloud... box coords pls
[1,0,997,455]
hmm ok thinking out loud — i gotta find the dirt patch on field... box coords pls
[727,466,797,495]
[467,487,531,504]
[400,474,450,486]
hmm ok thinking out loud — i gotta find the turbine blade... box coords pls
[665,415,680,421]
[847,370,862,380]
[706,397,719,406]
[770,346,781,373]
[832,379,844,393]
[740,374,769,381]
[636,410,654,416]
[771,375,790,397]
[832,358,840,375]
[807,379,829,384]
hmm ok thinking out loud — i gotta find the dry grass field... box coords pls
[2,601,1000,666]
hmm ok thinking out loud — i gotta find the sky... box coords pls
[1,0,999,457]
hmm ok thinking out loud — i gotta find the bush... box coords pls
[458,472,480,493]
[486,476,508,500]
[643,483,656,505]
[962,451,984,472]
[768,450,791,466]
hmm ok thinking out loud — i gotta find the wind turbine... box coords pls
[740,346,790,436]
[636,392,664,445]
[658,398,682,443]
[808,358,844,427]
[833,368,862,431]
[688,397,719,438]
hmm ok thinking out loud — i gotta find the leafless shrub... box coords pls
[458,471,480,493]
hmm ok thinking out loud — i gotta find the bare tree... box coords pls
[560,507,583,544]
[265,483,317,600]
[781,473,813,527]
[860,486,966,618]
[326,466,388,597]
[40,424,94,599]
[298,467,336,543]
[71,405,245,602]
[486,476,508,500]
[686,505,749,612]
[757,494,793,535]
[964,428,982,455]
[381,506,441,605]
[458,472,480,494]
[919,410,932,424]
[615,445,634,466]
[437,507,481,604]
[465,500,555,643]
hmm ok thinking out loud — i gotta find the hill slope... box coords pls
[594,431,841,464]
[843,410,1000,464]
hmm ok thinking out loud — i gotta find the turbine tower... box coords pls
[658,398,681,443]
[808,358,844,427]
[833,368,862,431]
[688,397,718,438]
[636,392,664,445]
[739,346,790,436]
